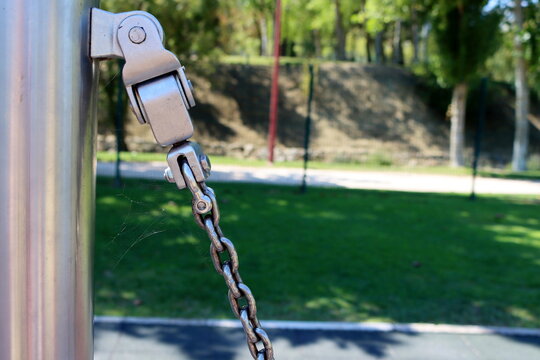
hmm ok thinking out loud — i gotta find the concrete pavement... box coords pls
[94,317,540,359]
[97,161,540,195]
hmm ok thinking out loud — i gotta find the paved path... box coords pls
[94,318,540,360]
[97,162,540,195]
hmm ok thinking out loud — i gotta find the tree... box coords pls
[334,0,347,60]
[430,1,501,167]
[357,0,373,62]
[244,0,274,56]
[411,2,420,63]
[512,0,534,171]
[279,0,330,58]
[365,0,398,64]
[364,0,428,65]
[392,19,404,64]
[281,0,360,59]
[410,0,437,64]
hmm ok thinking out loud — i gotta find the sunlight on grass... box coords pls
[120,291,136,300]
[268,198,289,207]
[304,287,385,321]
[302,210,348,220]
[304,297,359,320]
[95,179,540,327]
[507,307,537,323]
[169,234,199,245]
[98,196,122,205]
[489,225,540,245]
[222,213,240,222]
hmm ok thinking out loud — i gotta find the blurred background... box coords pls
[94,0,540,358]
[96,0,540,170]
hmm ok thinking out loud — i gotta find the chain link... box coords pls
[179,158,275,360]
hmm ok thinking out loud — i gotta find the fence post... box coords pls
[470,77,488,201]
[300,64,315,193]
[0,1,99,359]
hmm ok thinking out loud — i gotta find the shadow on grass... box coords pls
[94,178,540,353]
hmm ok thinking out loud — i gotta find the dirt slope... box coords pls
[118,63,538,165]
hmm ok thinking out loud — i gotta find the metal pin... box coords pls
[128,26,146,44]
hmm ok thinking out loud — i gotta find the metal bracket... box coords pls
[90,8,195,146]
[164,142,211,190]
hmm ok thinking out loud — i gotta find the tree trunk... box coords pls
[392,19,404,65]
[333,0,346,60]
[375,30,385,63]
[449,82,468,167]
[350,32,357,61]
[366,32,372,63]
[259,17,268,56]
[512,1,530,171]
[411,6,420,64]
[361,0,372,63]
[421,23,430,64]
[312,29,322,58]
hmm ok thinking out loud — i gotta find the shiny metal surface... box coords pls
[181,161,212,214]
[90,9,196,144]
[90,9,164,59]
[166,142,209,189]
[0,1,99,359]
[136,75,194,146]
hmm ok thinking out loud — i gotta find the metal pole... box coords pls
[0,1,99,359]
[470,77,488,201]
[300,64,315,193]
[114,60,125,188]
[267,0,281,163]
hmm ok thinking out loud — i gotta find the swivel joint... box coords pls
[90,8,195,146]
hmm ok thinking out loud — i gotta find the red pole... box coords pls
[267,0,281,163]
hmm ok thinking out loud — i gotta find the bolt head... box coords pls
[197,201,207,211]
[164,167,175,183]
[129,26,146,44]
[195,200,211,213]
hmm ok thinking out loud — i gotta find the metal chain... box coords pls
[92,9,273,358]
[179,158,275,360]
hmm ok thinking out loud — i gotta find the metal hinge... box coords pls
[90,8,196,147]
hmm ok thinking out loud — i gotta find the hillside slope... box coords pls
[112,63,538,165]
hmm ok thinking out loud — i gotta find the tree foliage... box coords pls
[525,1,540,89]
[487,1,540,89]
[364,0,411,33]
[430,0,502,86]
[101,0,221,62]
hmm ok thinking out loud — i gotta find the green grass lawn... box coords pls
[95,177,540,327]
[97,151,540,180]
